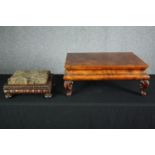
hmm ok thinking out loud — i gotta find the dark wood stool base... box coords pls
[3,79,53,99]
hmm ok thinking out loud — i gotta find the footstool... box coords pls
[3,70,53,98]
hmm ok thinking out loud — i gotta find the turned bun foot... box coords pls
[44,93,52,98]
[5,93,13,99]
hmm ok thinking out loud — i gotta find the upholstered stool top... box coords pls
[8,70,50,85]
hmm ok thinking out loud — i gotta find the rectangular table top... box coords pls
[65,52,148,70]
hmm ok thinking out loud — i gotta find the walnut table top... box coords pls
[64,52,150,81]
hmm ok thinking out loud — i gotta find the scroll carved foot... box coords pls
[64,81,73,96]
[140,80,150,96]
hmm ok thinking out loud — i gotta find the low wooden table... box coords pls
[63,52,150,96]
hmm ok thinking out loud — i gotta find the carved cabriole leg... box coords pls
[64,80,73,96]
[140,80,150,96]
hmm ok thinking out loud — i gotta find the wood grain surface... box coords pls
[65,52,148,70]
[64,52,150,81]
[64,74,150,81]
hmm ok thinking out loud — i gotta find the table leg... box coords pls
[64,80,73,96]
[44,85,53,98]
[140,80,150,96]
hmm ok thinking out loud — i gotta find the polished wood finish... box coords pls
[64,52,150,96]
[65,52,148,70]
[64,74,149,81]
